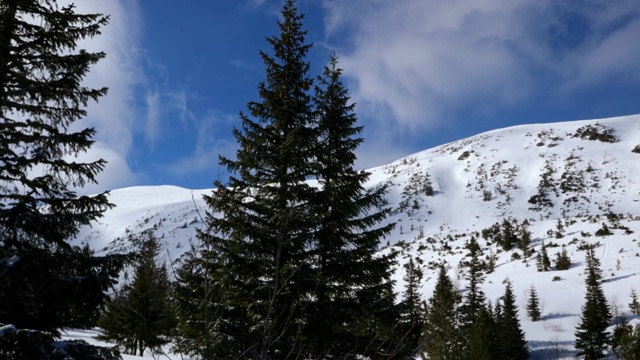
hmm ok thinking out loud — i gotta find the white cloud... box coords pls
[322,0,640,131]
[57,0,146,194]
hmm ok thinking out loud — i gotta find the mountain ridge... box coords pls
[75,114,640,358]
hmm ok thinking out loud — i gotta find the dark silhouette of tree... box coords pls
[467,305,497,360]
[459,237,487,357]
[397,258,423,356]
[629,288,640,316]
[422,264,461,359]
[536,241,551,272]
[0,1,125,357]
[193,1,395,358]
[555,244,571,270]
[99,233,176,356]
[575,248,611,359]
[526,285,542,321]
[303,53,396,358]
[495,280,529,359]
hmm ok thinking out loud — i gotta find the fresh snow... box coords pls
[70,114,640,359]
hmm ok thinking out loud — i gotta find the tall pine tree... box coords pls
[0,0,124,335]
[459,237,487,341]
[575,248,611,359]
[305,54,396,358]
[422,264,460,359]
[495,280,529,359]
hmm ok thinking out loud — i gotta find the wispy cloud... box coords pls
[166,110,239,183]
[64,0,145,193]
[322,0,640,128]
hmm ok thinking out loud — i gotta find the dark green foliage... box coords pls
[172,243,222,359]
[575,248,611,359]
[398,259,424,356]
[630,289,640,316]
[555,244,571,270]
[612,323,640,360]
[0,0,124,334]
[572,123,618,143]
[98,233,175,356]
[459,237,487,349]
[528,161,556,211]
[526,285,542,321]
[595,223,612,237]
[496,281,529,360]
[198,1,318,356]
[189,1,395,358]
[536,241,551,271]
[304,53,397,358]
[632,145,640,154]
[0,324,121,360]
[422,264,461,359]
[482,219,530,252]
[467,306,497,360]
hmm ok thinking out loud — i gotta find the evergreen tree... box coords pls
[459,237,487,353]
[630,288,640,316]
[612,323,640,360]
[467,305,497,360]
[172,242,231,359]
[519,223,532,255]
[496,280,529,359]
[541,241,551,271]
[575,248,611,359]
[459,237,486,358]
[195,1,398,358]
[526,285,542,321]
[555,244,571,270]
[398,259,423,356]
[304,53,396,358]
[422,264,460,360]
[0,0,124,337]
[199,1,317,356]
[99,233,176,356]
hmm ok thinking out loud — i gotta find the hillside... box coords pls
[74,114,640,359]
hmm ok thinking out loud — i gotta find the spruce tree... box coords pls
[302,53,396,358]
[526,285,542,321]
[398,258,423,356]
[467,305,497,360]
[629,288,640,315]
[459,237,487,356]
[612,323,640,360]
[0,0,124,336]
[99,233,175,356]
[555,244,571,270]
[496,280,529,359]
[172,239,242,359]
[195,1,328,357]
[575,248,611,359]
[541,241,551,271]
[422,264,460,360]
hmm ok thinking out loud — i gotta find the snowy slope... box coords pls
[73,114,640,359]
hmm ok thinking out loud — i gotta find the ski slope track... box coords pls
[73,114,640,359]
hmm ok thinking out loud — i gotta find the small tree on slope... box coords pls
[526,285,542,321]
[575,248,612,359]
[99,233,176,356]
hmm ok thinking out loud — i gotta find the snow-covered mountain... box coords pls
[75,114,640,359]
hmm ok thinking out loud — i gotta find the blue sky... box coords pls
[69,0,640,193]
